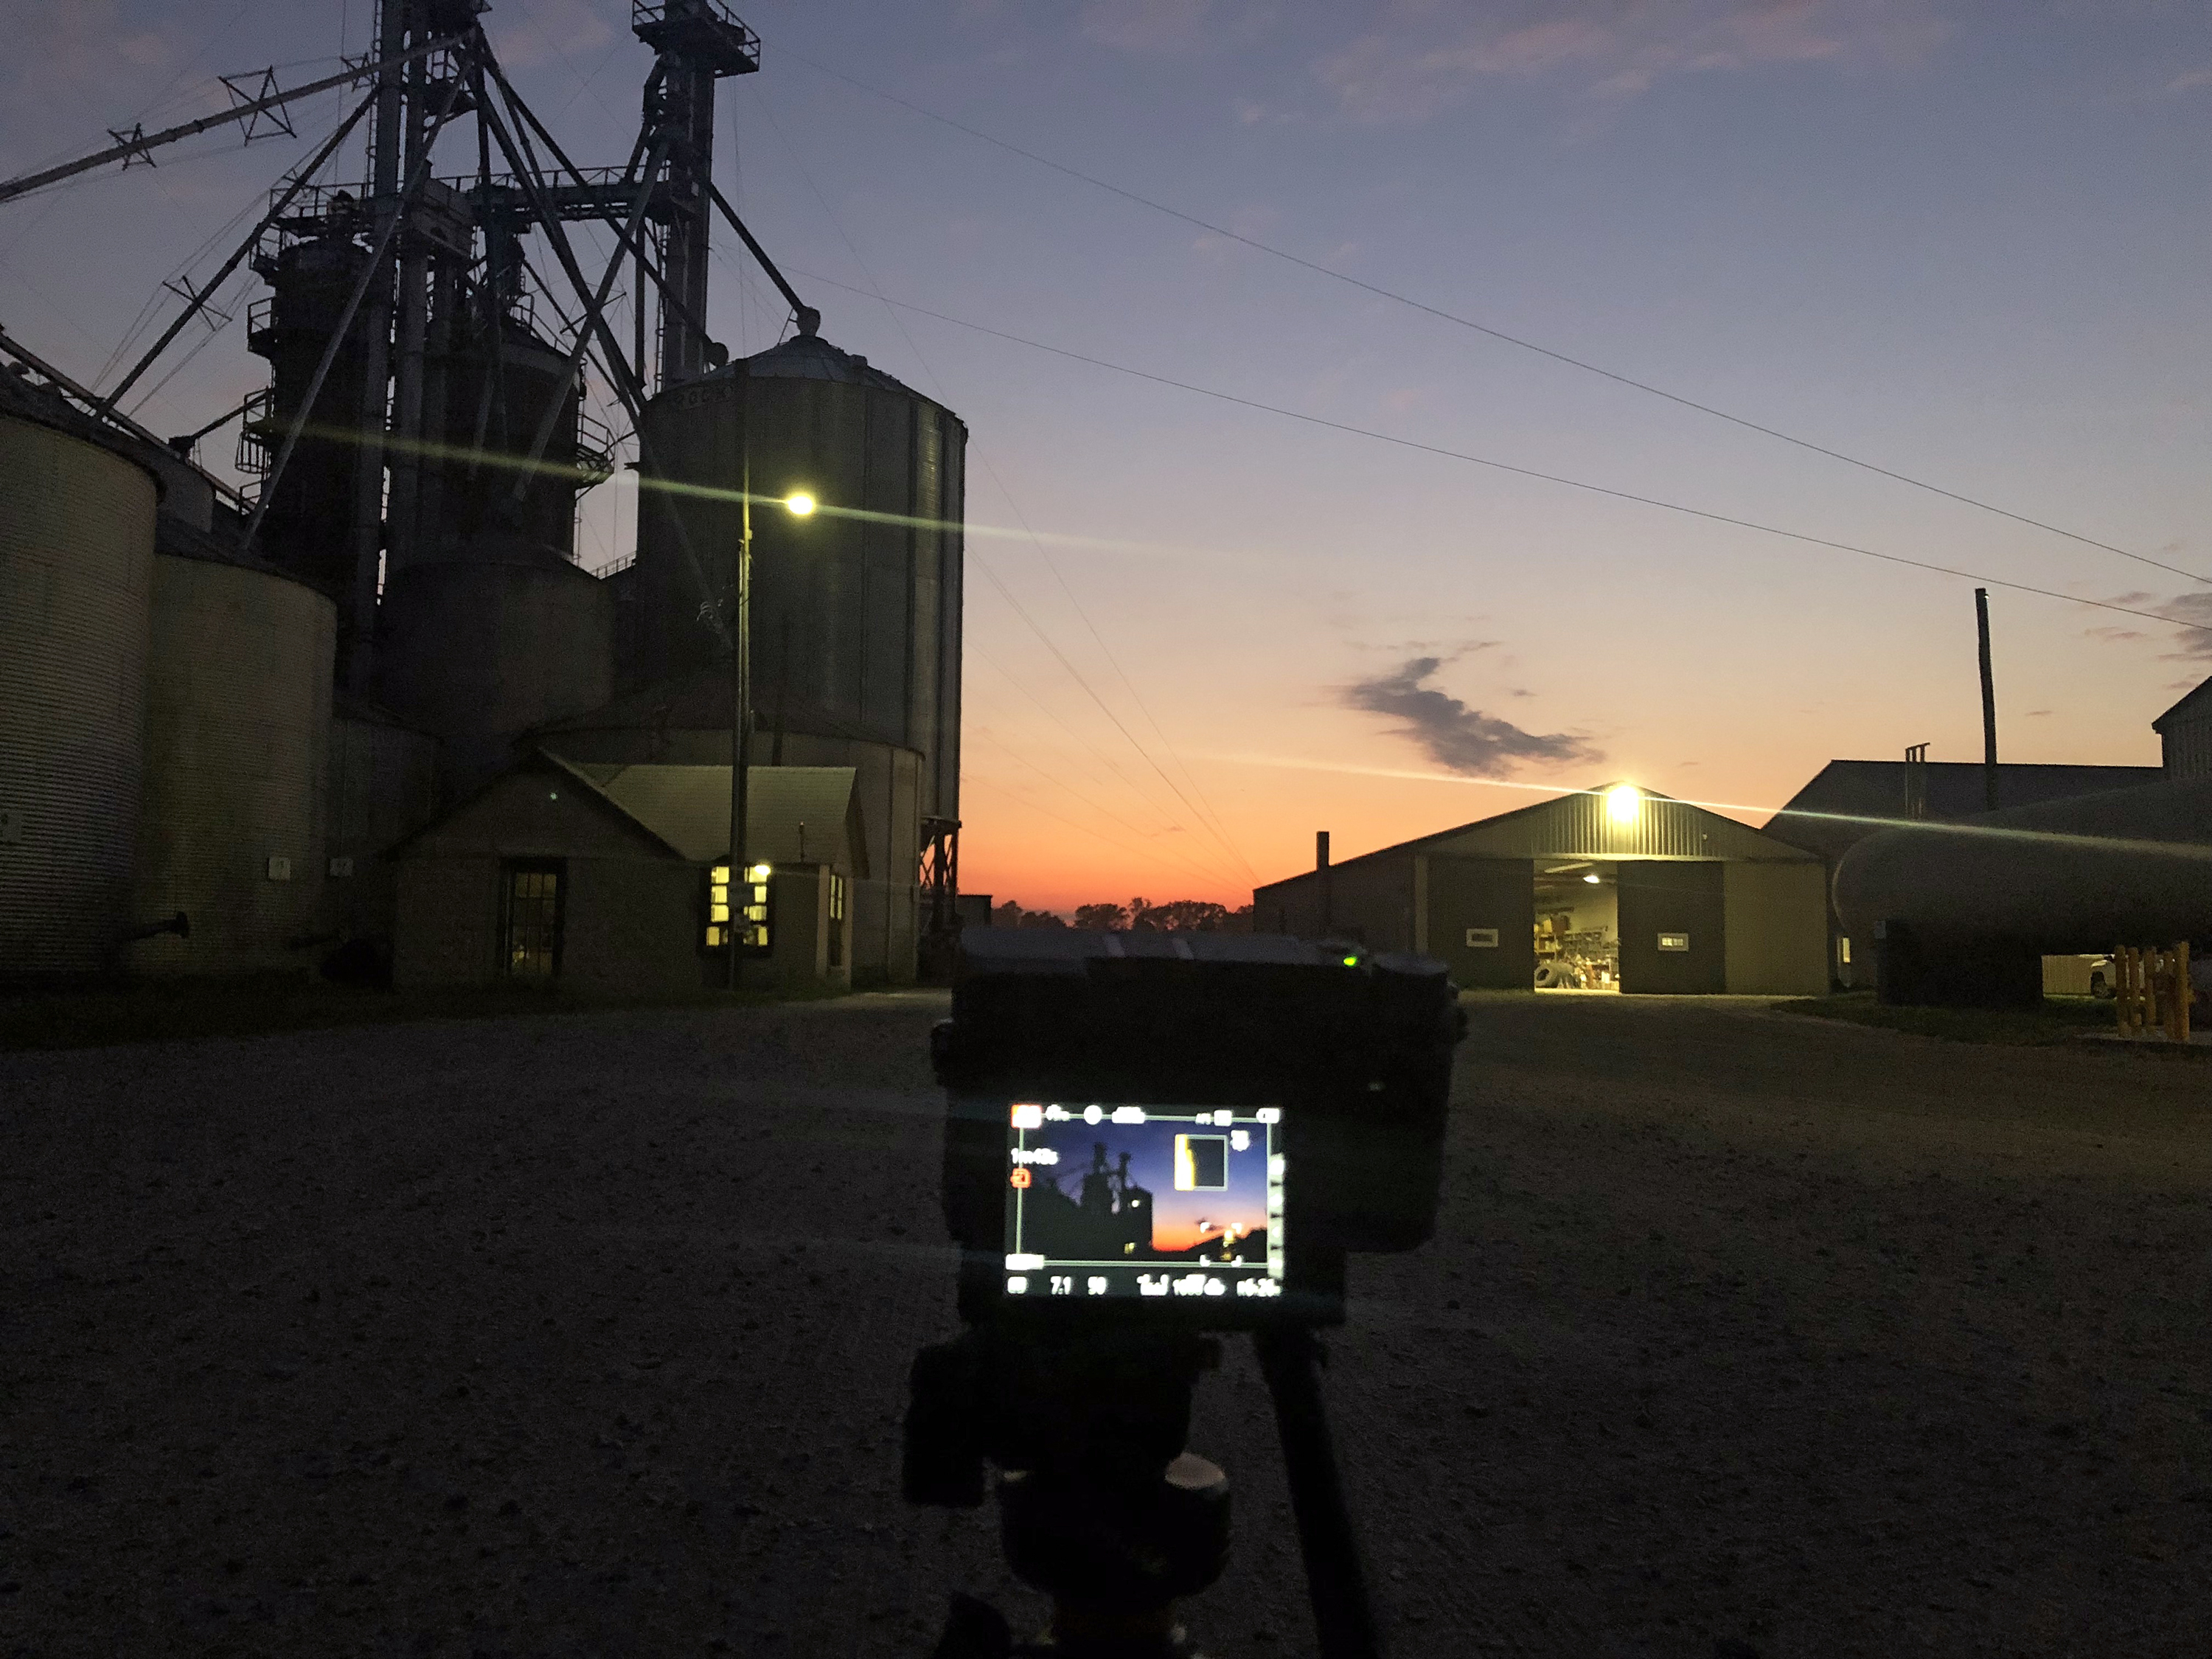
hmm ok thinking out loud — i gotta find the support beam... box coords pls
[243,72,465,556]
[706,182,818,336]
[0,35,466,206]
[100,89,378,414]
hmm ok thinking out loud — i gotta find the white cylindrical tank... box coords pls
[1835,776,2212,953]
[127,543,337,975]
[0,399,159,975]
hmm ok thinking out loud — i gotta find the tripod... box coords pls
[904,1323,1383,1659]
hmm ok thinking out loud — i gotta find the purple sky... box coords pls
[5,2,2207,908]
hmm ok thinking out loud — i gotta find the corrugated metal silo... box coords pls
[127,538,337,975]
[431,314,590,561]
[0,394,160,975]
[246,228,376,597]
[630,330,966,831]
[376,531,614,794]
[325,693,441,947]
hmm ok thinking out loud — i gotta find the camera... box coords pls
[910,929,1465,1656]
[930,928,1465,1329]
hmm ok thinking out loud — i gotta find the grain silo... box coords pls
[0,372,160,975]
[376,530,615,795]
[588,328,963,983]
[324,692,441,959]
[125,521,337,975]
[244,220,378,599]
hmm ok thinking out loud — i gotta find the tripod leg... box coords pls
[1254,1327,1385,1659]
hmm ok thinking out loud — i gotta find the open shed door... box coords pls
[1427,856,1534,990]
[1618,861,1725,993]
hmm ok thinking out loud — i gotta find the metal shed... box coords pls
[1252,784,1828,996]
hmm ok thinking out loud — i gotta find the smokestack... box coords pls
[1316,830,1332,935]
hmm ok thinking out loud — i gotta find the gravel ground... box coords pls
[3,990,2208,1657]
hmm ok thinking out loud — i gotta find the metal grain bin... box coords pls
[629,330,966,832]
[127,543,337,975]
[0,401,159,975]
[376,532,613,795]
[325,694,441,945]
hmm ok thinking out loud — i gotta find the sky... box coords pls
[3,1,2208,912]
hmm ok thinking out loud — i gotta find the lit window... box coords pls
[703,862,772,954]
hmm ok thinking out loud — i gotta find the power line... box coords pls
[967,721,1248,895]
[748,82,1259,883]
[778,46,2208,590]
[787,268,2212,644]
[970,649,1251,891]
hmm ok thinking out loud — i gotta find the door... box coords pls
[1617,861,1725,993]
[1427,856,1535,989]
[502,859,566,980]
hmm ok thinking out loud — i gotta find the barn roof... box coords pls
[1255,782,1813,896]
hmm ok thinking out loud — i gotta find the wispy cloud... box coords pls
[1341,655,1599,777]
[2093,590,2212,661]
[1081,0,1217,55]
[1316,0,1955,123]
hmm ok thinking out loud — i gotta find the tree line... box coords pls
[990,897,1256,933]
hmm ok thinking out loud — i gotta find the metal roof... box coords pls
[686,331,957,415]
[1255,782,1813,896]
[560,758,865,872]
[2153,673,2212,733]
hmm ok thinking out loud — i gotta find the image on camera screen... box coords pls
[1002,1103,1285,1303]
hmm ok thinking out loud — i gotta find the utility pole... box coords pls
[1975,588,1998,813]
[726,361,753,990]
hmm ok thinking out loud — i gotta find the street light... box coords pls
[724,438,821,990]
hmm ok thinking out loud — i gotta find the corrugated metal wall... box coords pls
[2162,717,2212,779]
[128,554,335,975]
[0,412,158,974]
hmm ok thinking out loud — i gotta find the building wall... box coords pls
[2163,716,2212,780]
[392,772,694,990]
[392,770,856,992]
[535,723,921,986]
[1722,861,1831,995]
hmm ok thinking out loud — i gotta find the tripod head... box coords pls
[905,931,1465,1655]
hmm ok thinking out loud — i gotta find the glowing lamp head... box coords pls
[1583,873,1601,885]
[782,491,816,518]
[1605,784,1641,824]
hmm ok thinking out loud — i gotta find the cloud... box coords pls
[2153,591,2212,661]
[2090,591,2212,662]
[1082,0,1215,54]
[1340,656,1600,777]
[1315,0,1955,123]
[2024,709,2051,717]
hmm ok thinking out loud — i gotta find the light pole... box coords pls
[722,377,818,991]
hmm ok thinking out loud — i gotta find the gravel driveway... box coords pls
[4,990,2207,1657]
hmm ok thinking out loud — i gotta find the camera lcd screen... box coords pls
[1002,1103,1285,1304]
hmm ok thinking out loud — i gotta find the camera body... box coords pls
[931,929,1464,1330]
